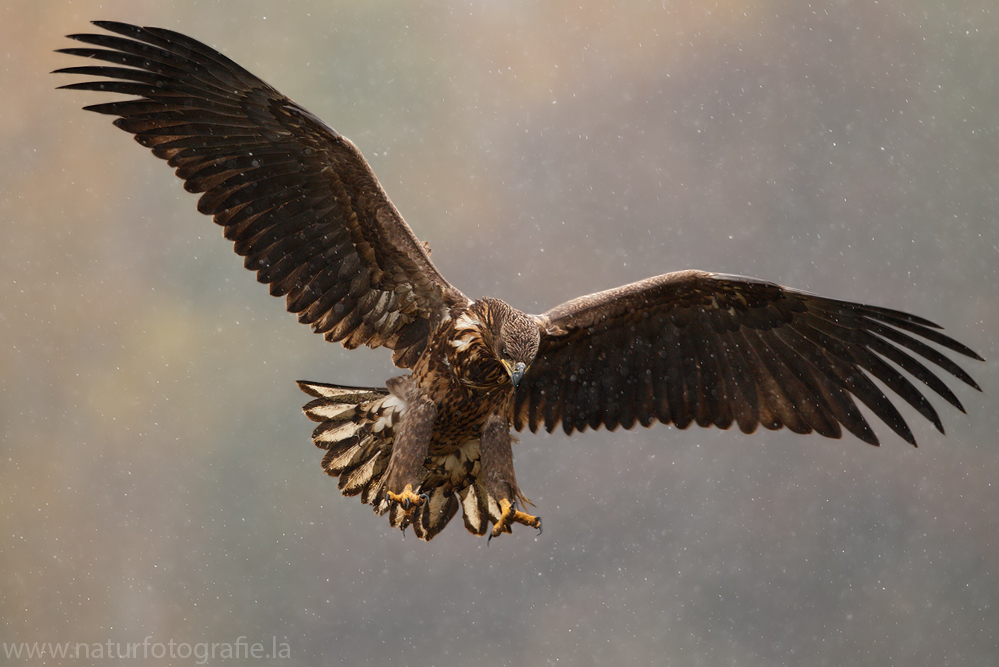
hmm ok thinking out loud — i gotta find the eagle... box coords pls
[57,21,983,541]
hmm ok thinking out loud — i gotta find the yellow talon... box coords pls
[489,498,541,540]
[387,484,425,510]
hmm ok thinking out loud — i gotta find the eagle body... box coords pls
[58,22,983,541]
[300,297,539,539]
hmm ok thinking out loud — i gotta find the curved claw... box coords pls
[387,484,425,512]
[488,498,542,541]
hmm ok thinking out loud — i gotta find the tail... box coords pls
[297,380,462,540]
[297,381,394,506]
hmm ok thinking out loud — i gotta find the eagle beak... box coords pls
[503,360,527,389]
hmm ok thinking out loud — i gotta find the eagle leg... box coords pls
[383,389,437,526]
[480,414,540,540]
[488,499,542,542]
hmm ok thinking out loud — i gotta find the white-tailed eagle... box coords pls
[57,22,983,540]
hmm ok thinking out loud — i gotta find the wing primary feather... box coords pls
[860,333,968,412]
[864,321,982,391]
[814,303,983,362]
[793,317,944,433]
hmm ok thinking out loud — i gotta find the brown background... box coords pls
[3,1,998,665]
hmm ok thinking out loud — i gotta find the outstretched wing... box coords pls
[56,21,468,368]
[513,270,982,445]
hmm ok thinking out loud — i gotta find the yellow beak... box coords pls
[502,360,527,389]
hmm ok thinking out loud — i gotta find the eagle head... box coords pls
[495,306,540,389]
[450,298,540,390]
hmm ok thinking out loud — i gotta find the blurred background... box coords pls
[3,1,998,665]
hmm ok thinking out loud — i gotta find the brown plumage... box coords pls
[57,21,983,541]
